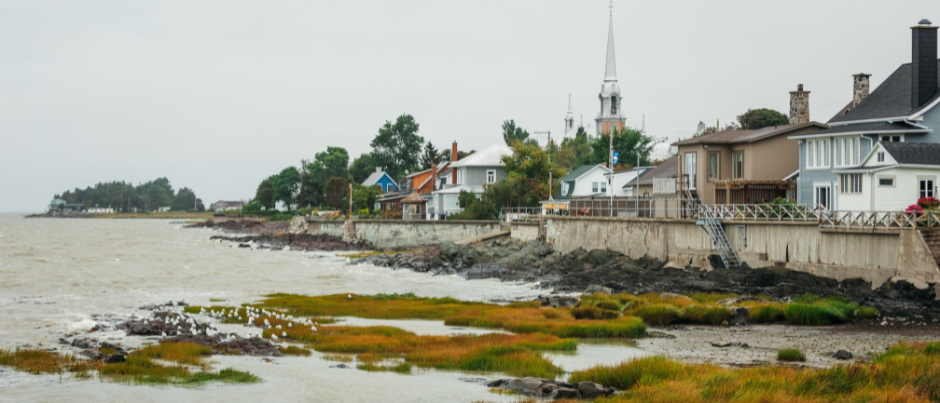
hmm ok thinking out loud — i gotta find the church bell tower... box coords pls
[595,4,627,135]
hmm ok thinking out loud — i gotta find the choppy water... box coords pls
[0,214,644,402]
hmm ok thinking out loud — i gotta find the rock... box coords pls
[238,243,251,248]
[288,216,308,235]
[540,296,579,308]
[583,285,612,295]
[79,349,103,360]
[103,354,126,364]
[729,307,750,325]
[485,379,506,388]
[58,338,69,345]
[506,377,544,394]
[70,338,95,349]
[659,292,692,301]
[549,387,581,399]
[833,350,853,360]
[537,383,558,397]
[330,363,349,369]
[578,381,607,399]
[711,341,747,348]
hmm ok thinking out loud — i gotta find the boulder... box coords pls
[541,296,579,308]
[288,216,308,234]
[103,354,126,364]
[711,341,748,348]
[578,381,607,399]
[70,338,95,349]
[729,307,750,325]
[833,350,853,360]
[58,338,70,345]
[659,292,692,301]
[549,387,581,399]
[330,363,349,369]
[537,383,558,397]
[485,379,506,388]
[583,285,613,295]
[79,349,103,360]
[506,377,543,394]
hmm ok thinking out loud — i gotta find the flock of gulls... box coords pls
[149,300,322,342]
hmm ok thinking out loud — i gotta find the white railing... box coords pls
[500,207,550,224]
[818,211,940,230]
[501,198,701,223]
[697,204,828,221]
[653,178,676,195]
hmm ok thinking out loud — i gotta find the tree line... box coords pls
[54,178,205,212]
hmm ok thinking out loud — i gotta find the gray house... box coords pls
[430,142,511,218]
[790,19,940,210]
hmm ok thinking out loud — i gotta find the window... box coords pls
[600,181,607,193]
[840,174,862,194]
[877,152,885,163]
[878,176,895,187]
[920,178,936,198]
[814,185,831,209]
[807,141,815,168]
[443,194,459,210]
[560,182,569,196]
[592,182,599,193]
[835,137,860,167]
[732,152,744,179]
[610,96,618,115]
[684,153,697,190]
[456,170,464,184]
[880,135,903,142]
[486,170,496,184]
[806,139,829,168]
[708,153,719,180]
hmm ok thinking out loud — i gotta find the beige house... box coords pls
[672,122,826,204]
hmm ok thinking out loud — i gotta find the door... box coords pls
[684,153,697,190]
[814,185,831,210]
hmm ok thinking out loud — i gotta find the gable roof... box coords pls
[636,155,679,185]
[829,60,940,125]
[406,162,450,178]
[672,122,826,146]
[880,142,940,166]
[450,143,512,167]
[362,170,397,187]
[788,121,930,139]
[560,164,610,182]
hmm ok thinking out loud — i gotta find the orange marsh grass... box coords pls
[0,348,92,375]
[566,342,940,403]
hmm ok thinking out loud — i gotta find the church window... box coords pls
[610,96,618,115]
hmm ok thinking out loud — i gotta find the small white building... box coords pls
[87,207,114,214]
[833,142,940,211]
[209,200,246,212]
[605,166,652,197]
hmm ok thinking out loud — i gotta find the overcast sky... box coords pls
[0,0,935,212]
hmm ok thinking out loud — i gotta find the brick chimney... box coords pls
[451,141,458,185]
[789,84,810,124]
[852,73,871,108]
[912,19,938,108]
[430,163,437,191]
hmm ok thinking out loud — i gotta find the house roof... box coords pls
[406,162,450,178]
[362,170,397,187]
[671,122,826,146]
[432,184,484,195]
[788,121,930,139]
[402,192,427,203]
[560,164,610,182]
[636,155,679,186]
[829,60,940,124]
[450,143,512,167]
[881,142,940,166]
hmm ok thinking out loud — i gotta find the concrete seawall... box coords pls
[543,217,940,287]
[306,219,502,249]
[212,214,269,223]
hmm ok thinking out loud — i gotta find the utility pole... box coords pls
[348,183,353,218]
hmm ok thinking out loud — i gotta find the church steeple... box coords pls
[604,6,617,82]
[565,94,576,135]
[595,1,627,135]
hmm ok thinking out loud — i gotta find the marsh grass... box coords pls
[279,345,312,356]
[356,362,413,373]
[0,348,92,375]
[777,349,806,362]
[566,342,940,402]
[856,306,880,320]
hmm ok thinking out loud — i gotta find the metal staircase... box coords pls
[696,219,741,268]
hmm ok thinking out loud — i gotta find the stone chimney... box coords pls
[789,84,810,124]
[912,19,938,108]
[852,73,871,108]
[451,141,458,185]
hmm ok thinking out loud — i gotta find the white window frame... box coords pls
[879,134,905,142]
[919,176,936,199]
[806,139,830,170]
[684,152,697,190]
[834,137,860,168]
[456,170,464,185]
[486,169,496,184]
[877,152,885,163]
[839,173,863,194]
[813,184,832,210]
[600,181,607,193]
[560,182,569,196]
[592,182,599,193]
[732,151,744,179]
[878,175,896,188]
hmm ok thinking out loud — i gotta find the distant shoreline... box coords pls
[25,211,214,220]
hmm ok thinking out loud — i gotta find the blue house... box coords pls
[362,167,399,192]
[790,19,940,210]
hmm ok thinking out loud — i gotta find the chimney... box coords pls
[451,141,458,185]
[430,163,437,191]
[852,73,872,108]
[789,84,810,124]
[376,167,382,172]
[912,19,938,108]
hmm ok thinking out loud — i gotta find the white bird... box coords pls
[271,334,278,341]
[288,323,292,328]
[276,325,281,329]
[348,294,352,299]
[162,332,166,338]
[282,331,286,337]
[311,326,316,332]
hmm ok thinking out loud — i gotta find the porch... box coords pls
[713,180,793,204]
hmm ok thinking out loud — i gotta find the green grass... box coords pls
[784,300,858,325]
[855,306,880,320]
[632,304,682,326]
[777,349,806,362]
[280,345,312,356]
[356,362,413,373]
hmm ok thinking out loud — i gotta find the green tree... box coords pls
[273,167,301,211]
[324,177,350,211]
[492,140,568,208]
[349,153,377,184]
[371,114,424,179]
[255,178,276,210]
[419,141,440,169]
[501,119,531,146]
[737,108,790,130]
[298,146,350,208]
[451,190,497,220]
[589,126,661,169]
[352,183,382,211]
[170,187,199,211]
[557,126,593,170]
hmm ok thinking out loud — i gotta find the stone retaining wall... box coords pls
[306,219,502,249]
[212,214,269,223]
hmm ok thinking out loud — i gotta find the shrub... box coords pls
[925,342,940,355]
[784,300,857,326]
[269,212,295,222]
[568,356,688,390]
[855,307,879,320]
[633,304,681,326]
[682,305,733,325]
[778,349,806,362]
[571,306,619,320]
[748,303,786,323]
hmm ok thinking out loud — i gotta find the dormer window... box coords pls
[560,182,569,196]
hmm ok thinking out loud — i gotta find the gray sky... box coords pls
[0,0,934,212]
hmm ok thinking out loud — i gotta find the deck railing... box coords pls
[697,204,828,221]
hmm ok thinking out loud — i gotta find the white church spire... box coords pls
[604,2,617,82]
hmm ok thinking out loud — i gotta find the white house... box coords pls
[430,142,512,218]
[87,206,115,214]
[605,167,652,197]
[833,142,940,211]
